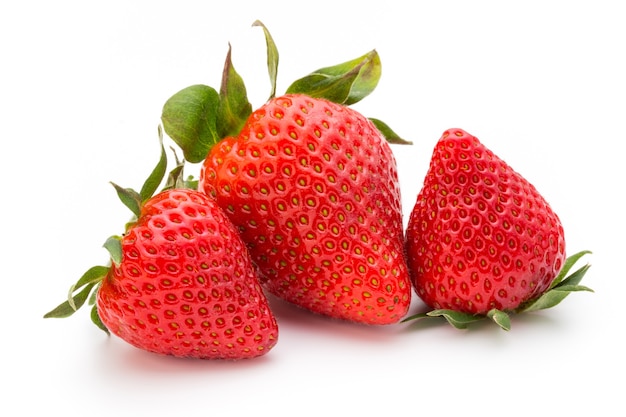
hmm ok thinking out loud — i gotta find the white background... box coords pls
[2,1,623,415]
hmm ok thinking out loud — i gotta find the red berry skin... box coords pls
[96,189,278,359]
[405,128,566,315]
[199,94,411,324]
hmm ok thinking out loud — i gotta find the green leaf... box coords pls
[217,44,253,139]
[88,282,100,306]
[427,309,486,329]
[553,284,594,292]
[400,312,430,323]
[138,127,168,203]
[253,20,279,99]
[44,265,110,334]
[519,289,570,313]
[164,161,185,190]
[550,250,592,289]
[90,304,109,334]
[110,181,142,218]
[162,144,185,190]
[161,84,221,163]
[341,50,382,105]
[44,282,97,319]
[71,265,109,292]
[369,118,412,145]
[103,235,123,266]
[555,262,593,289]
[286,49,382,105]
[183,176,199,190]
[162,146,198,190]
[487,309,511,331]
[402,309,485,329]
[519,263,593,313]
[43,265,109,318]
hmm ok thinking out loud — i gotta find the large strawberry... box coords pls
[160,23,412,324]
[197,94,411,324]
[45,141,278,359]
[404,128,592,330]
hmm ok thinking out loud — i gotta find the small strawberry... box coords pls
[45,140,278,359]
[404,128,592,329]
[198,94,412,324]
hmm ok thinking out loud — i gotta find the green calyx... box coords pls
[160,20,411,165]
[110,127,194,224]
[516,250,594,314]
[285,49,381,106]
[43,265,110,333]
[402,250,594,331]
[43,128,190,333]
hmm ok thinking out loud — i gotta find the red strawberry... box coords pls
[404,128,592,329]
[98,189,278,359]
[45,150,278,359]
[198,94,411,324]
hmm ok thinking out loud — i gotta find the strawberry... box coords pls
[404,128,592,329]
[197,94,412,324]
[159,23,412,324]
[45,141,278,359]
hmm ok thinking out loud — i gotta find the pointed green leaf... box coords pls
[67,282,97,314]
[369,118,412,145]
[253,20,279,99]
[138,127,167,203]
[554,262,592,289]
[402,309,485,329]
[170,144,183,166]
[88,282,101,306]
[44,283,97,319]
[341,50,381,105]
[90,304,109,334]
[71,265,109,293]
[161,84,220,163]
[217,44,252,139]
[552,284,594,293]
[68,265,109,310]
[162,144,186,190]
[427,309,485,329]
[286,50,381,105]
[519,289,571,313]
[400,312,431,323]
[103,235,123,266]
[42,265,108,318]
[287,72,355,104]
[550,250,592,288]
[487,309,511,331]
[164,162,185,190]
[110,182,142,218]
[518,264,593,313]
